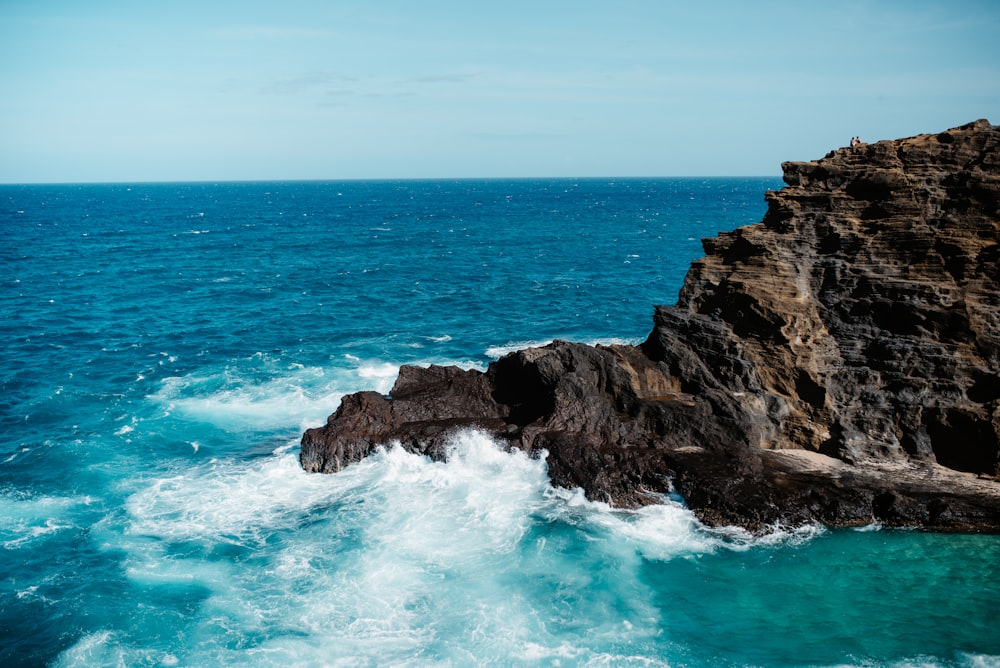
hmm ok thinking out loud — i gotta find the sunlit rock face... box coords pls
[303,120,1000,532]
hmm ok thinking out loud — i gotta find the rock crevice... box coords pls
[301,120,1000,531]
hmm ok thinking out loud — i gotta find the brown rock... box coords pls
[301,120,1000,532]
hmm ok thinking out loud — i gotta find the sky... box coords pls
[1,0,998,183]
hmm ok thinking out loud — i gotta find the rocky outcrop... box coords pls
[302,120,1000,532]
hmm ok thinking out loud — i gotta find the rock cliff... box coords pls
[301,120,1000,532]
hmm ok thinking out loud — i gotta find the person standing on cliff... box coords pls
[850,136,862,147]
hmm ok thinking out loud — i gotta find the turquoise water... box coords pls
[2,179,998,666]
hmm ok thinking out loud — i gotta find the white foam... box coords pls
[959,654,1000,668]
[0,493,90,549]
[366,431,552,558]
[124,451,354,544]
[53,631,179,668]
[117,434,557,662]
[146,351,494,438]
[148,356,356,433]
[514,640,583,662]
[556,491,723,560]
[709,519,827,550]
[114,417,136,436]
[355,361,400,385]
[852,522,884,532]
[587,336,643,347]
[114,429,824,664]
[2,517,76,549]
[152,375,343,432]
[127,432,549,556]
[485,339,554,359]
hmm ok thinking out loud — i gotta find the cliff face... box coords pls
[301,120,1000,532]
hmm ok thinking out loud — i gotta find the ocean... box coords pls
[2,179,998,667]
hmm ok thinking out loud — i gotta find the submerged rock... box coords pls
[302,120,1000,532]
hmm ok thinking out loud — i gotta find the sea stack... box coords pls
[301,120,1000,532]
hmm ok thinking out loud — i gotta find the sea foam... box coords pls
[148,354,386,434]
[110,430,738,665]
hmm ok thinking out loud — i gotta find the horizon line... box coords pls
[0,174,782,187]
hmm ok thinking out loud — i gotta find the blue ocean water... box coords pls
[2,179,998,667]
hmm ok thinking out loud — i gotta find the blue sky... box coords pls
[2,1,998,183]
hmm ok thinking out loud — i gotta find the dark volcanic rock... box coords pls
[302,120,1000,532]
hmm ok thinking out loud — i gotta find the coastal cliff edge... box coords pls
[301,120,1000,532]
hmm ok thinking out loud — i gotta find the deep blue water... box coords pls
[2,179,999,667]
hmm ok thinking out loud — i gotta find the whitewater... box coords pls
[2,179,998,666]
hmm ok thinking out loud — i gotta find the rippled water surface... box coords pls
[2,179,999,666]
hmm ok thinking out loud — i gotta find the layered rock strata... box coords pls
[301,120,1000,531]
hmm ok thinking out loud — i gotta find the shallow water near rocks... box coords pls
[2,179,998,666]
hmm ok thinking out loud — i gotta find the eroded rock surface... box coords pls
[302,120,1000,531]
